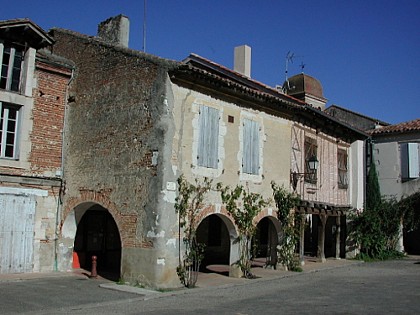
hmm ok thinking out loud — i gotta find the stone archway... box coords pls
[195,207,240,277]
[253,216,281,267]
[196,214,230,272]
[58,200,123,280]
[73,205,121,278]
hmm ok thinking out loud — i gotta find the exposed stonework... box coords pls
[50,26,181,287]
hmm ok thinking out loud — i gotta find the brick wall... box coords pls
[29,61,71,175]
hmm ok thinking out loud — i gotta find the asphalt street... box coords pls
[1,256,419,314]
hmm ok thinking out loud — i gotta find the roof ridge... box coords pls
[327,104,390,126]
[184,53,304,105]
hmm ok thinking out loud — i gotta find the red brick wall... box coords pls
[29,61,71,175]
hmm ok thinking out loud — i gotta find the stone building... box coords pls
[46,15,367,288]
[284,74,367,261]
[0,14,368,286]
[326,102,420,254]
[369,119,420,253]
[0,19,73,273]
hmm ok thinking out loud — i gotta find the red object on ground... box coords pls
[72,252,80,268]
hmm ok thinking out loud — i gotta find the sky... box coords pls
[2,0,419,125]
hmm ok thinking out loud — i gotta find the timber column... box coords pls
[317,214,327,263]
[335,216,341,259]
[299,215,305,266]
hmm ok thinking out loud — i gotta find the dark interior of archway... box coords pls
[196,215,230,274]
[253,217,277,266]
[74,208,121,281]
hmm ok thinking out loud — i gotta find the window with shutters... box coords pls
[242,118,260,175]
[0,42,24,93]
[0,102,20,159]
[304,136,317,183]
[197,105,219,169]
[401,143,420,180]
[337,149,348,189]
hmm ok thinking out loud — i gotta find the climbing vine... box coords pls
[175,175,212,288]
[216,183,268,279]
[271,182,302,271]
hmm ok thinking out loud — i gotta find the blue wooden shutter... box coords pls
[401,143,420,179]
[243,119,259,174]
[198,105,219,168]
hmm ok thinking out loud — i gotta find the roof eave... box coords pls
[0,18,54,49]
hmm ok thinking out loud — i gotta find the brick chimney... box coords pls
[234,45,251,77]
[97,15,130,48]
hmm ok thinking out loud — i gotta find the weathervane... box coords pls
[300,62,305,73]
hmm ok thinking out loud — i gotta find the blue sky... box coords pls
[3,0,419,124]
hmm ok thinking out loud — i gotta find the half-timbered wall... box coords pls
[291,124,350,206]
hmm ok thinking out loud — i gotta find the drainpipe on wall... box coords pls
[54,67,75,271]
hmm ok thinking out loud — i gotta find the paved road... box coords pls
[1,257,419,314]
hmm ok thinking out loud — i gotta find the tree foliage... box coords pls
[348,161,419,260]
[366,161,381,211]
[349,198,402,259]
[400,191,420,232]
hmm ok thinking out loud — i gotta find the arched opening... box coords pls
[196,214,231,274]
[253,216,279,267]
[73,204,121,280]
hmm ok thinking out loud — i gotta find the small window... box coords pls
[304,137,317,183]
[0,43,24,92]
[197,105,219,168]
[401,143,420,180]
[338,149,348,189]
[242,119,260,175]
[0,102,20,159]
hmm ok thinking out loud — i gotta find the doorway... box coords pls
[196,214,231,273]
[73,206,121,280]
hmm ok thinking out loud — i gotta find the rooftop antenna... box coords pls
[283,51,304,93]
[285,51,294,83]
[283,51,296,92]
[143,0,147,52]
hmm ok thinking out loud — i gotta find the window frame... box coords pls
[337,148,348,189]
[0,41,24,93]
[304,136,318,183]
[0,102,20,159]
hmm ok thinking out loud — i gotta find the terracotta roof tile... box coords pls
[369,118,420,135]
[183,53,305,105]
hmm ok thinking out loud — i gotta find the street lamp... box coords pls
[291,155,319,191]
